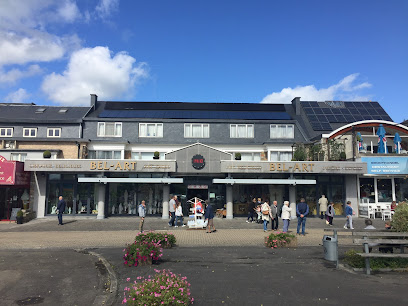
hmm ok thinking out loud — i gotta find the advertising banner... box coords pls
[362,157,408,175]
[0,155,16,185]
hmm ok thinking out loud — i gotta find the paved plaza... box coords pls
[0,216,406,305]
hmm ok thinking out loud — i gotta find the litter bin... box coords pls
[323,235,338,261]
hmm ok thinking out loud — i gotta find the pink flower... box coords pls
[126,278,130,281]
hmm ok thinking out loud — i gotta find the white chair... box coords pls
[382,205,392,220]
[368,204,376,219]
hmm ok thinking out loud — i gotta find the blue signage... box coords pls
[362,157,408,175]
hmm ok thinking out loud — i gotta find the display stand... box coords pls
[187,197,207,229]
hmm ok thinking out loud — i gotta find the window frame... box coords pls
[23,127,37,138]
[184,123,210,138]
[97,122,122,137]
[139,123,163,138]
[270,124,294,139]
[10,153,27,162]
[0,127,13,137]
[47,128,61,138]
[230,124,254,138]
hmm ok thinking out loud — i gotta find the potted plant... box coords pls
[235,153,241,160]
[16,210,24,224]
[153,151,160,159]
[43,150,51,158]
[339,152,346,161]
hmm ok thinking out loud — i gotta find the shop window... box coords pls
[88,150,121,159]
[10,153,27,162]
[269,151,292,161]
[23,128,37,137]
[395,178,408,202]
[360,178,375,203]
[139,123,163,137]
[184,124,210,138]
[131,152,164,160]
[97,122,122,137]
[0,127,13,137]
[47,128,61,138]
[230,124,254,138]
[377,179,392,202]
[270,124,294,139]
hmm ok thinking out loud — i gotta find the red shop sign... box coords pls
[0,155,30,186]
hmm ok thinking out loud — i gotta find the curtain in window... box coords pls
[241,153,253,161]
[141,152,154,160]
[230,125,237,137]
[185,125,191,137]
[203,125,209,137]
[237,125,246,138]
[247,125,254,138]
[280,152,292,161]
[115,123,122,136]
[253,153,261,161]
[156,124,163,137]
[270,152,279,160]
[140,124,146,137]
[105,123,115,136]
[98,123,105,136]
[113,151,121,159]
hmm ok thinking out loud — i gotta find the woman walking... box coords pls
[261,200,271,232]
[281,201,292,233]
[326,201,335,226]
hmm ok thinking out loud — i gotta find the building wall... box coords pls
[17,142,79,159]
[345,175,359,215]
[1,124,80,139]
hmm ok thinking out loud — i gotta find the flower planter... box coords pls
[264,236,298,248]
[16,216,23,224]
[138,257,153,266]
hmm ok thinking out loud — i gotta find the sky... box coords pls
[0,0,407,122]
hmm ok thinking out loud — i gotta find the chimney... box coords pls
[291,97,301,115]
[90,94,98,110]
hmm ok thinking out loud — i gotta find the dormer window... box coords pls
[97,122,122,137]
[47,128,61,137]
[23,128,37,137]
[0,128,13,137]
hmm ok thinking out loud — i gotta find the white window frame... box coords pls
[230,124,254,138]
[23,128,37,137]
[270,124,294,139]
[10,153,27,162]
[184,123,210,138]
[47,128,61,138]
[97,122,122,137]
[269,151,293,161]
[139,123,163,138]
[0,128,13,137]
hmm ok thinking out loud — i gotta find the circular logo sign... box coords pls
[192,154,205,170]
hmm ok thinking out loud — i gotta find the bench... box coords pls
[352,231,408,275]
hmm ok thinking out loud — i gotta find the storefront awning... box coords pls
[213,178,316,185]
[78,177,183,184]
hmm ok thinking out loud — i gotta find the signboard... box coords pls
[0,155,16,185]
[362,157,408,175]
[221,161,367,174]
[191,154,205,170]
[24,159,176,173]
[187,185,208,189]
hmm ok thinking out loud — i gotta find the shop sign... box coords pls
[187,185,208,189]
[221,161,367,174]
[362,157,408,175]
[192,154,205,170]
[0,155,30,186]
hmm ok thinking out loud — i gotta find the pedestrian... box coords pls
[281,201,292,233]
[246,198,256,223]
[168,195,177,227]
[261,200,271,232]
[138,200,146,233]
[325,201,335,226]
[175,201,185,227]
[318,195,328,220]
[344,201,355,230]
[270,200,279,230]
[296,198,309,236]
[204,202,216,233]
[57,195,66,225]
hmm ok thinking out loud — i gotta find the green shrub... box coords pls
[123,269,194,305]
[16,210,24,217]
[344,249,365,268]
[293,146,306,161]
[134,231,176,248]
[265,232,295,249]
[43,150,51,158]
[391,202,408,232]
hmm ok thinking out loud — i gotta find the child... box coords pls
[344,201,355,230]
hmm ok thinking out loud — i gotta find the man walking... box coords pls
[57,195,66,225]
[138,200,146,233]
[270,200,279,230]
[296,198,309,236]
[168,195,177,227]
[318,195,328,219]
[204,202,216,233]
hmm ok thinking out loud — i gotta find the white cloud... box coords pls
[260,73,373,104]
[4,88,30,103]
[0,65,42,84]
[57,0,81,23]
[41,46,149,106]
[96,0,119,18]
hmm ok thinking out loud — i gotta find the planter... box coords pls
[138,257,153,266]
[264,236,298,248]
[16,216,23,224]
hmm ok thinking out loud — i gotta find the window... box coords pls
[97,122,122,137]
[270,151,293,161]
[47,128,61,138]
[10,153,27,162]
[131,152,164,160]
[23,128,37,137]
[0,128,13,137]
[139,123,163,137]
[88,150,121,159]
[234,152,261,161]
[270,124,294,139]
[184,124,210,138]
[230,124,254,138]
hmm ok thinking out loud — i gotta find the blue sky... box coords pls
[0,0,407,122]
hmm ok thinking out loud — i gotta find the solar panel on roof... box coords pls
[313,108,323,114]
[304,108,314,115]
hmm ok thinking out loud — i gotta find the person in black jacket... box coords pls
[296,198,309,236]
[204,202,216,233]
[57,196,66,225]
